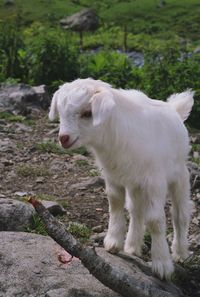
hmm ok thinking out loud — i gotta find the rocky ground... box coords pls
[0,112,110,231]
[0,84,200,296]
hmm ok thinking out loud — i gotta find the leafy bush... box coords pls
[141,47,200,128]
[24,25,80,92]
[80,50,134,88]
[0,22,25,81]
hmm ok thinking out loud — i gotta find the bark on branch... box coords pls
[28,197,186,297]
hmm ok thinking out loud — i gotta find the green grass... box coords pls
[17,164,50,177]
[25,213,48,236]
[68,146,89,156]
[35,141,66,154]
[0,0,200,42]
[0,111,35,126]
[191,157,200,166]
[68,222,91,242]
[0,111,26,122]
[34,193,56,201]
[75,159,89,167]
[192,144,200,152]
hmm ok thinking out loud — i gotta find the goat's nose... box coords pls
[59,135,70,146]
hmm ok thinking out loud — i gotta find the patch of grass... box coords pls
[60,200,69,209]
[35,193,56,201]
[192,144,200,152]
[0,111,35,126]
[25,213,48,236]
[17,164,50,177]
[35,141,66,154]
[75,159,89,167]
[144,231,151,249]
[89,169,100,177]
[0,111,26,122]
[68,222,91,242]
[191,157,200,166]
[68,146,89,156]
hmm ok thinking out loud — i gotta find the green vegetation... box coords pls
[35,141,66,154]
[17,164,50,177]
[69,146,89,156]
[0,111,26,122]
[0,0,200,128]
[34,193,56,201]
[68,222,91,242]
[89,169,100,177]
[75,159,89,167]
[25,213,48,236]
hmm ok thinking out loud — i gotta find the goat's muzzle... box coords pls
[59,135,79,149]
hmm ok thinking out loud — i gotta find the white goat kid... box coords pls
[49,78,194,280]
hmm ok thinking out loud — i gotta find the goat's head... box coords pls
[49,78,116,149]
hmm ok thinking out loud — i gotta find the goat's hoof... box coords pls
[172,251,189,263]
[104,236,123,254]
[124,245,141,257]
[152,259,174,280]
[171,244,189,262]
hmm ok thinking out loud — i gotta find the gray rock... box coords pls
[126,51,144,68]
[4,0,15,6]
[60,9,99,32]
[0,83,50,115]
[0,232,120,297]
[70,176,105,191]
[0,198,35,231]
[41,200,66,216]
[0,138,16,153]
[15,122,33,133]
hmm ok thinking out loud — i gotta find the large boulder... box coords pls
[60,9,99,32]
[0,198,35,231]
[0,232,120,297]
[0,83,50,115]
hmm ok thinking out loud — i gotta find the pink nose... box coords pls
[59,135,70,147]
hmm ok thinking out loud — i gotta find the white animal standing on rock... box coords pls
[49,78,194,280]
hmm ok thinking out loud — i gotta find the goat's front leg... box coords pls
[104,182,126,254]
[124,187,145,257]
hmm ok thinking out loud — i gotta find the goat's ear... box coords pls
[49,90,59,121]
[90,90,115,126]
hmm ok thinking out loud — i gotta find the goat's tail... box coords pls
[167,90,194,121]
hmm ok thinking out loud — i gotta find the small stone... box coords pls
[15,123,33,133]
[41,200,66,216]
[14,191,29,197]
[192,217,199,225]
[69,176,105,192]
[36,177,45,183]
[90,232,106,245]
[92,225,104,233]
[193,151,199,159]
[1,158,13,166]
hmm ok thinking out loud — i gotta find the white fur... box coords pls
[49,78,194,280]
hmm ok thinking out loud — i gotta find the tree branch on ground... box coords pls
[28,197,186,297]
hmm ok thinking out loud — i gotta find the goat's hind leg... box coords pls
[104,182,126,254]
[170,166,193,262]
[146,183,174,280]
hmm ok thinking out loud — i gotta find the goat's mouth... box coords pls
[61,136,79,149]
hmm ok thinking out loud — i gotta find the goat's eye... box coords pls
[80,110,92,119]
